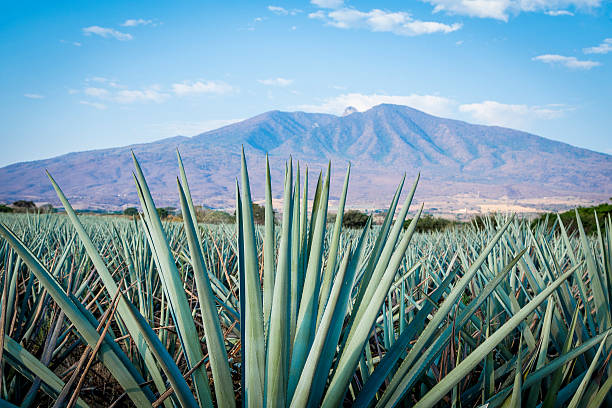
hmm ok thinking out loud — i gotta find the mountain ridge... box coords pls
[1,104,610,214]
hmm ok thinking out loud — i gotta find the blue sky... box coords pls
[1,0,611,167]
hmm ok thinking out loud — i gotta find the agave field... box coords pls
[0,150,611,408]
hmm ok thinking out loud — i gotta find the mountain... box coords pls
[1,104,610,214]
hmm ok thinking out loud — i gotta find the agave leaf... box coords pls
[263,154,276,337]
[575,209,610,331]
[375,248,528,408]
[525,297,555,407]
[354,264,457,408]
[178,178,234,407]
[46,172,169,402]
[377,217,515,407]
[290,245,351,407]
[589,364,612,408]
[308,216,372,407]
[120,293,198,408]
[411,263,579,408]
[238,148,266,406]
[265,160,293,406]
[322,203,424,408]
[0,223,154,407]
[347,174,419,341]
[2,336,89,408]
[132,153,212,407]
[235,179,248,400]
[288,162,330,399]
[290,162,301,345]
[566,332,609,408]
[502,335,523,408]
[317,163,350,325]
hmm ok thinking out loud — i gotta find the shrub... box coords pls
[123,207,139,216]
[343,210,369,229]
[233,203,272,225]
[13,200,36,209]
[403,214,456,233]
[157,208,169,219]
[0,204,13,213]
[202,210,235,224]
[38,204,55,213]
[252,203,266,224]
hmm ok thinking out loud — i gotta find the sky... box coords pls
[1,0,611,167]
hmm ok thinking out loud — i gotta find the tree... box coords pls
[202,210,235,224]
[0,205,13,213]
[157,208,169,219]
[343,210,369,229]
[232,203,275,225]
[38,204,55,213]
[403,214,456,233]
[327,212,337,225]
[252,203,266,224]
[13,200,36,209]
[123,207,138,216]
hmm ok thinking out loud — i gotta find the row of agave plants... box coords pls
[0,150,611,407]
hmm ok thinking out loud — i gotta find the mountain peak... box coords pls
[342,106,359,116]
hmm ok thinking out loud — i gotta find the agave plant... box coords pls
[0,149,610,408]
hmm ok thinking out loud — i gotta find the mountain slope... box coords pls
[1,104,610,211]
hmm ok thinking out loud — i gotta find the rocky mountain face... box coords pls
[1,104,610,212]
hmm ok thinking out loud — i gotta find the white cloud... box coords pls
[172,80,235,96]
[80,100,107,110]
[268,5,302,15]
[294,93,457,117]
[459,101,570,128]
[88,76,110,83]
[310,7,461,36]
[309,10,327,19]
[545,10,574,15]
[294,92,572,131]
[257,78,294,86]
[311,0,344,8]
[115,87,169,103]
[80,82,169,104]
[583,38,612,54]
[121,19,153,27]
[24,93,44,99]
[84,87,110,97]
[82,26,133,41]
[85,77,121,88]
[533,54,600,69]
[268,6,289,15]
[423,0,600,21]
[76,78,233,105]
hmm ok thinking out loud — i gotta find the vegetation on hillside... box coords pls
[0,200,55,214]
[532,201,612,235]
[403,213,459,232]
